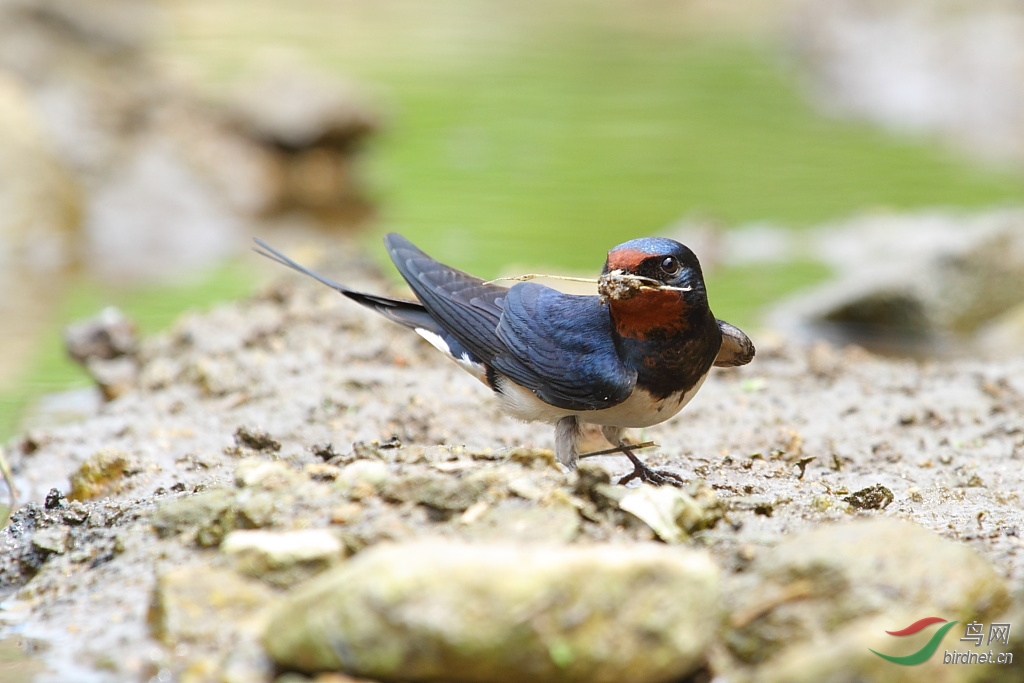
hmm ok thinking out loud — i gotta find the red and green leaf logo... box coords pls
[870,617,959,665]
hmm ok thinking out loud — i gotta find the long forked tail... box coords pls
[252,237,438,331]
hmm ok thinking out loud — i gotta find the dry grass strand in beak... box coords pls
[598,270,692,300]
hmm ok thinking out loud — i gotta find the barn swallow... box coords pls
[254,234,754,486]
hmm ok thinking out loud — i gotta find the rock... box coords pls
[769,210,1024,356]
[64,306,140,400]
[188,356,249,397]
[221,529,345,588]
[84,356,139,400]
[64,307,139,363]
[728,518,1010,676]
[335,460,390,500]
[151,468,310,548]
[0,0,379,290]
[458,498,580,543]
[152,489,236,546]
[0,0,249,280]
[976,301,1024,358]
[150,565,277,681]
[573,461,624,513]
[233,427,282,454]
[153,565,276,634]
[0,69,83,390]
[842,484,894,510]
[84,138,244,280]
[265,541,719,682]
[68,448,139,500]
[381,471,489,513]
[0,70,81,271]
[31,526,70,555]
[0,0,158,55]
[235,459,302,490]
[224,59,380,218]
[228,60,379,150]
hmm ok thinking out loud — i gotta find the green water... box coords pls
[167,5,1024,277]
[359,38,1024,274]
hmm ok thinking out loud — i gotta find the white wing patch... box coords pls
[414,328,487,383]
[415,328,452,356]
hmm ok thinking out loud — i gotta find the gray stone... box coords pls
[769,210,1024,356]
[63,307,141,400]
[227,61,379,150]
[0,70,81,272]
[976,301,1024,358]
[31,526,70,555]
[0,71,83,393]
[458,498,580,543]
[235,459,305,490]
[334,460,390,500]
[382,471,488,512]
[223,59,380,216]
[152,489,235,546]
[150,565,277,682]
[64,307,138,363]
[221,529,345,587]
[728,518,1010,678]
[265,541,720,682]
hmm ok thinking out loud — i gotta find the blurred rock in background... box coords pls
[768,209,1024,357]
[225,58,380,223]
[0,0,380,284]
[791,0,1024,166]
[0,68,83,387]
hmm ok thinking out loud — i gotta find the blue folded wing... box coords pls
[493,283,636,411]
[385,233,635,412]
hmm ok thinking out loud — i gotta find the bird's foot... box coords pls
[616,449,686,487]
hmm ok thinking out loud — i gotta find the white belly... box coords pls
[493,371,709,429]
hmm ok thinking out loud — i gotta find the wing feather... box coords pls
[493,284,635,410]
[714,320,755,367]
[384,234,635,412]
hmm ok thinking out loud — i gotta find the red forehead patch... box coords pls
[606,248,651,272]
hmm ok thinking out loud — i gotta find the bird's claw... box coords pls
[617,462,686,487]
[616,450,686,487]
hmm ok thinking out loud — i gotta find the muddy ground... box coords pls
[1,238,1022,682]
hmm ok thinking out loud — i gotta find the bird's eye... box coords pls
[661,256,681,275]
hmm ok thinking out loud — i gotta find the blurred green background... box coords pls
[4,0,1024,440]
[158,1,1023,284]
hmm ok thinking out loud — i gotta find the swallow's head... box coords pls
[600,237,709,340]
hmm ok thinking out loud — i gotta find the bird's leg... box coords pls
[554,416,583,469]
[600,426,686,487]
[578,441,658,458]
